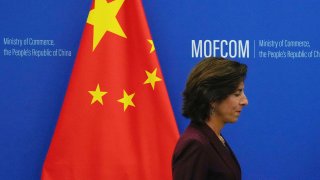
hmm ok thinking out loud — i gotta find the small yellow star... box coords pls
[117,90,135,111]
[144,68,162,90]
[88,84,107,105]
[87,0,127,51]
[147,39,155,53]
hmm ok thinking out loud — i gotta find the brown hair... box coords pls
[182,57,247,123]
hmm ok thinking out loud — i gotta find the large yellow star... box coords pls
[88,84,108,105]
[117,90,135,111]
[87,0,127,51]
[147,39,155,53]
[144,68,162,90]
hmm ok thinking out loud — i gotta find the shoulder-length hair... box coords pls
[182,57,247,123]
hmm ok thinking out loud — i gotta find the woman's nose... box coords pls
[240,94,248,106]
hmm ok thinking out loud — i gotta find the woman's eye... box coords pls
[234,93,241,97]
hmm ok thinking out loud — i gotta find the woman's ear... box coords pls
[211,102,216,110]
[210,102,216,116]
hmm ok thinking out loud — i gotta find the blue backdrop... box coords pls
[1,0,320,179]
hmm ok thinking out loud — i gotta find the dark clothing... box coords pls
[172,122,241,180]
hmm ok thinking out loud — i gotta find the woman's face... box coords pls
[213,82,248,123]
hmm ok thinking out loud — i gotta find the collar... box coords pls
[190,122,241,175]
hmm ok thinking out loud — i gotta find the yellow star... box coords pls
[144,68,162,90]
[88,84,107,105]
[147,39,155,53]
[87,0,127,51]
[117,90,135,111]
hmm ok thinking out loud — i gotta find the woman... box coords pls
[172,57,248,180]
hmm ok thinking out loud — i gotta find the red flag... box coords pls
[42,0,179,179]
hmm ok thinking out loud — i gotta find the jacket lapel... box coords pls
[196,123,241,176]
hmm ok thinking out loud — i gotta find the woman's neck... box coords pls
[206,117,225,137]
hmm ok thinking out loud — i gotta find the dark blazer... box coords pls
[172,122,241,180]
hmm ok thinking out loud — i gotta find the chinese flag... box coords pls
[42,0,179,179]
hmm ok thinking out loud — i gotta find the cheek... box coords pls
[221,100,238,114]
[218,103,233,115]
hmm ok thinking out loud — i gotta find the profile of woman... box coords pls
[172,57,248,180]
